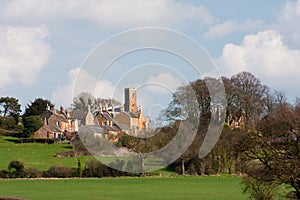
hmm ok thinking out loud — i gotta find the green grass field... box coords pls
[0,136,248,199]
[0,136,93,171]
[0,177,247,200]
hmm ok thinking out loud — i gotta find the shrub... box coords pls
[242,176,279,200]
[82,159,126,178]
[8,160,25,178]
[22,115,43,137]
[83,159,109,178]
[24,168,43,178]
[43,166,76,178]
[16,138,55,144]
[0,170,8,178]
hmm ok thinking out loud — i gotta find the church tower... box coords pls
[124,88,138,113]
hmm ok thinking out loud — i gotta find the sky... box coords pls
[0,0,299,121]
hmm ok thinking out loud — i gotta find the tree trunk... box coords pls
[140,157,144,175]
[181,160,185,176]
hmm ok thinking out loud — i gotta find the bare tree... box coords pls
[273,90,288,106]
[241,104,300,199]
[72,92,98,113]
[230,71,268,128]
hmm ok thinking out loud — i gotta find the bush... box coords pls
[16,138,55,144]
[82,159,126,178]
[24,168,43,178]
[22,115,43,137]
[242,176,279,200]
[8,160,25,178]
[0,170,8,178]
[83,159,110,178]
[0,116,21,131]
[43,166,76,178]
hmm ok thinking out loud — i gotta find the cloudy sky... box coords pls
[0,0,299,120]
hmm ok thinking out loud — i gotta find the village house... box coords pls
[34,87,150,141]
[227,109,246,130]
[95,105,125,143]
[34,106,93,140]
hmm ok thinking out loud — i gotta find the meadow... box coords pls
[0,136,92,171]
[0,136,248,199]
[0,176,247,200]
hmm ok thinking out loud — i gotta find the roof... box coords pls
[128,112,139,118]
[51,113,68,122]
[40,110,53,120]
[70,110,87,120]
[40,110,68,122]
[79,125,105,134]
[101,124,121,132]
[42,125,62,133]
[101,112,114,121]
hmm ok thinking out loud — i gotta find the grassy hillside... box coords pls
[0,136,93,171]
[0,177,247,200]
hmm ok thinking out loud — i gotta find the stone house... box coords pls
[34,107,93,140]
[114,88,150,134]
[95,107,128,143]
[114,110,149,135]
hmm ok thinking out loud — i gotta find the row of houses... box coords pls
[34,88,150,142]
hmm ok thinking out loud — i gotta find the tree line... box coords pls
[116,71,300,199]
[0,92,122,137]
[0,97,54,137]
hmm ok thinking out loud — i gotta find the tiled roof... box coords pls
[53,114,68,122]
[70,110,87,120]
[43,125,62,133]
[101,112,114,120]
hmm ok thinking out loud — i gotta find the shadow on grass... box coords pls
[63,145,73,149]
[3,137,19,143]
[0,196,28,200]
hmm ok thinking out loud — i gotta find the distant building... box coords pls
[115,88,150,134]
[95,105,128,143]
[124,87,138,113]
[34,106,94,140]
[227,109,246,130]
[95,87,150,136]
[34,87,151,140]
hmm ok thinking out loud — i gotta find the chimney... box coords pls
[52,107,57,114]
[60,106,65,114]
[46,104,50,111]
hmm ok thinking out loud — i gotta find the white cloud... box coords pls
[204,19,263,40]
[51,68,122,107]
[277,0,300,48]
[145,73,183,94]
[0,25,51,88]
[0,0,214,27]
[218,30,300,88]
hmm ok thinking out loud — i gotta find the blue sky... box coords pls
[0,0,299,121]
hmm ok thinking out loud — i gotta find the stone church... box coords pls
[96,87,150,135]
